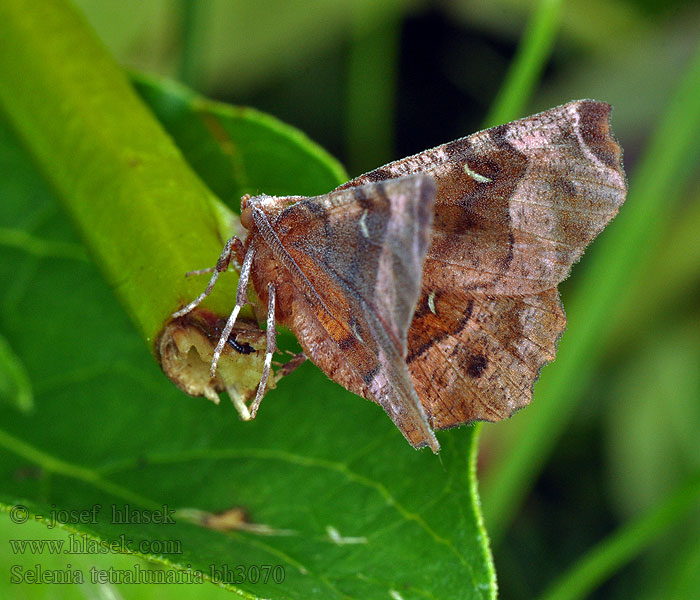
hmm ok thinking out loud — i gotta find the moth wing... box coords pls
[407,287,566,428]
[340,100,627,295]
[341,100,626,426]
[270,175,440,450]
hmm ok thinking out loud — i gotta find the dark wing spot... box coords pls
[364,168,392,182]
[464,297,474,322]
[555,177,578,198]
[303,199,330,221]
[502,230,515,270]
[466,355,488,378]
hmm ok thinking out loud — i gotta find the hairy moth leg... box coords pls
[210,243,256,377]
[276,352,307,379]
[249,282,277,418]
[172,237,246,319]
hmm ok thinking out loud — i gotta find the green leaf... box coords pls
[131,72,347,208]
[0,1,495,597]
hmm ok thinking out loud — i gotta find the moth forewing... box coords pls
[245,175,440,450]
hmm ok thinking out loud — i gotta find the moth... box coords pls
[173,100,627,452]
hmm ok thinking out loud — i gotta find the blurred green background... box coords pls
[2,0,700,598]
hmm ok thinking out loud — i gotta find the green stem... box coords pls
[484,0,564,127]
[345,3,401,174]
[0,0,238,348]
[537,473,700,600]
[609,185,700,345]
[177,0,207,90]
[482,34,700,542]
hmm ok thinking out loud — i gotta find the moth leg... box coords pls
[172,237,245,319]
[249,282,276,419]
[276,352,306,379]
[210,242,256,377]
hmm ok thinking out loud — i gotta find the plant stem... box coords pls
[345,2,401,175]
[177,0,207,90]
[484,0,564,127]
[0,0,238,348]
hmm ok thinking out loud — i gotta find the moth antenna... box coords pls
[249,282,276,418]
[172,237,239,319]
[210,243,256,377]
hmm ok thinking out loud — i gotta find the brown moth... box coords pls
[173,99,627,453]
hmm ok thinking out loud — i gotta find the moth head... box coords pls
[240,193,294,229]
[240,194,255,230]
